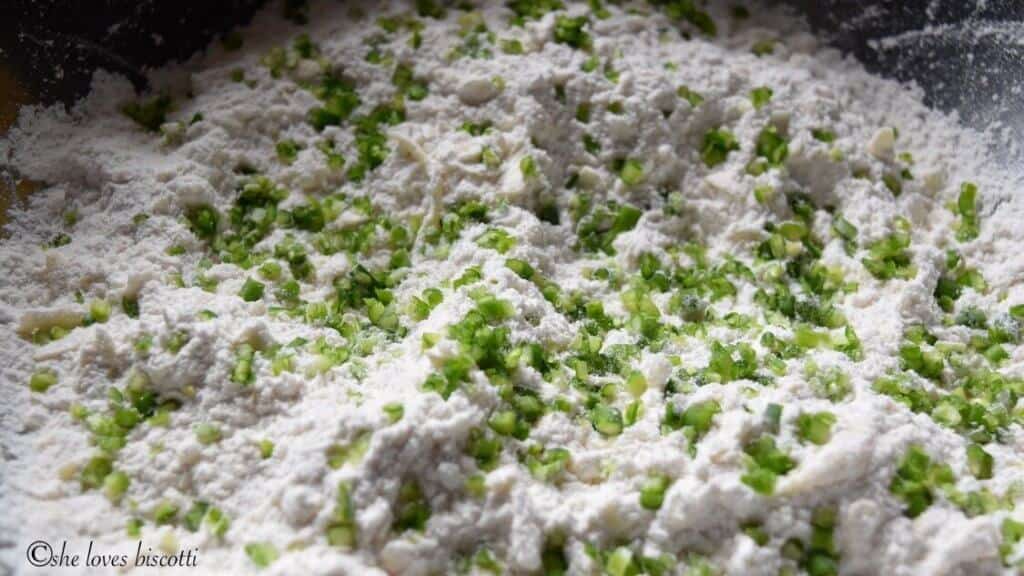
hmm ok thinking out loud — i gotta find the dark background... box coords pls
[0,0,1022,160]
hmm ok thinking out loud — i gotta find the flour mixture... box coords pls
[2,1,1024,575]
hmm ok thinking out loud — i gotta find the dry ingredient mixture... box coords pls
[2,1,1024,574]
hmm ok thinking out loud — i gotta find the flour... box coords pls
[2,1,1024,575]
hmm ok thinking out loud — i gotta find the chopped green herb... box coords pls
[752,39,775,56]
[831,214,858,254]
[392,63,429,100]
[618,158,645,185]
[194,423,223,445]
[383,403,405,423]
[662,399,720,450]
[755,125,788,166]
[575,102,591,123]
[153,501,180,525]
[954,182,980,242]
[520,155,538,178]
[29,368,58,393]
[393,481,431,532]
[796,412,836,445]
[327,433,371,469]
[103,470,130,502]
[275,139,300,164]
[553,15,590,49]
[186,204,219,240]
[862,218,915,281]
[525,446,570,482]
[184,501,210,532]
[477,228,516,254]
[308,74,361,131]
[245,542,279,568]
[1001,518,1024,563]
[461,120,492,136]
[750,86,773,110]
[258,439,275,459]
[889,445,954,518]
[232,344,256,385]
[741,436,795,495]
[206,507,230,538]
[86,299,111,324]
[639,474,671,510]
[49,232,72,248]
[122,95,172,132]
[325,479,357,547]
[590,403,624,436]
[122,294,140,318]
[882,173,902,196]
[576,202,642,254]
[80,455,113,490]
[657,0,716,36]
[500,38,524,54]
[508,0,565,25]
[239,278,266,302]
[812,128,836,143]
[966,444,994,480]
[701,128,740,168]
[126,518,143,537]
[677,85,704,107]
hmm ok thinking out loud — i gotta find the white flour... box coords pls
[2,1,1024,575]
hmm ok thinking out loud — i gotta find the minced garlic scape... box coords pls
[2,1,1024,575]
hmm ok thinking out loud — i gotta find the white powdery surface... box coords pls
[2,1,1024,575]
